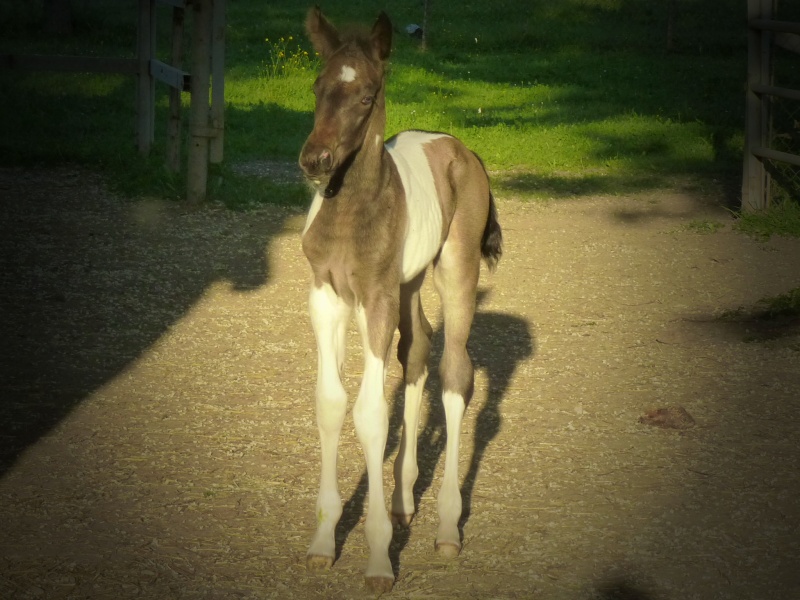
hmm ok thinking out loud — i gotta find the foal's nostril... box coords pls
[300,146,334,177]
[318,149,332,172]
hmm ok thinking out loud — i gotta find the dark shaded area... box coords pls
[226,100,313,166]
[0,71,312,206]
[0,72,136,167]
[683,311,800,344]
[0,0,137,54]
[593,578,655,600]
[43,0,73,36]
[0,167,291,476]
[333,291,534,576]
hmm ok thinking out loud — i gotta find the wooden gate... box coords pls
[0,0,225,204]
[743,0,800,210]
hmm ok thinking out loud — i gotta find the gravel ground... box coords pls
[1,166,799,600]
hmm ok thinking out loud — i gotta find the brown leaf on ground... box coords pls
[639,405,696,429]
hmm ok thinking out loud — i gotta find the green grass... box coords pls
[734,200,800,239]
[720,287,800,337]
[0,0,754,208]
[680,219,726,234]
[758,288,800,320]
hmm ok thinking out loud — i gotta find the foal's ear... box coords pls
[305,6,341,60]
[371,11,392,61]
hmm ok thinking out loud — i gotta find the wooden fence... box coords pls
[743,0,800,210]
[0,0,225,204]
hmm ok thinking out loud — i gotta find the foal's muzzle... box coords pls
[299,142,334,184]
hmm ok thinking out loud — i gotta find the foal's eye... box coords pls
[361,95,374,106]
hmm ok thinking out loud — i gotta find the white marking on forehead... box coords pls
[338,65,357,83]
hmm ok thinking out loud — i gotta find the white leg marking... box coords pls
[339,64,357,83]
[436,390,465,556]
[391,369,428,523]
[353,306,394,585]
[307,284,351,567]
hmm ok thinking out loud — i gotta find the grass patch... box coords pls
[734,200,800,239]
[756,288,800,320]
[720,287,800,322]
[680,219,726,234]
[0,0,747,206]
[717,287,800,344]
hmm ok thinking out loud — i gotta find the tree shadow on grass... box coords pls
[333,291,535,576]
[495,170,668,200]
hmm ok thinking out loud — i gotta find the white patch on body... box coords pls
[339,65,357,83]
[386,131,449,283]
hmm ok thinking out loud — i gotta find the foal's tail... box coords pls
[481,192,503,271]
[473,149,502,270]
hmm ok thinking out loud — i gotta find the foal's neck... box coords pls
[346,107,389,195]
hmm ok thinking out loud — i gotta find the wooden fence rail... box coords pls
[743,0,800,210]
[0,0,225,203]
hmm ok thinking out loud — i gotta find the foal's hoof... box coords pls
[306,554,334,571]
[434,540,461,559]
[390,512,414,527]
[365,575,394,594]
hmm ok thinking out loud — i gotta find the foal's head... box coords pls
[298,8,392,194]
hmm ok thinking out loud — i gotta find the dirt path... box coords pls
[1,167,799,599]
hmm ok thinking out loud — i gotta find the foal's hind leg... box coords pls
[432,238,481,557]
[392,270,432,525]
[307,283,351,570]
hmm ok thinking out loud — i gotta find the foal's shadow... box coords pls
[334,291,535,574]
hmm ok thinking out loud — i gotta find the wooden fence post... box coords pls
[136,0,155,154]
[166,5,185,173]
[758,0,774,208]
[4,0,225,201]
[188,0,212,203]
[742,0,775,211]
[209,0,225,164]
[3,0,225,202]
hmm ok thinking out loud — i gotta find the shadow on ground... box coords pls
[0,167,292,476]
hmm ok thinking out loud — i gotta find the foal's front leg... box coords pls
[353,301,397,593]
[307,283,351,570]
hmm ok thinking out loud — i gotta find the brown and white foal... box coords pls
[298,8,502,592]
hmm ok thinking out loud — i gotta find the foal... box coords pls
[298,8,502,592]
